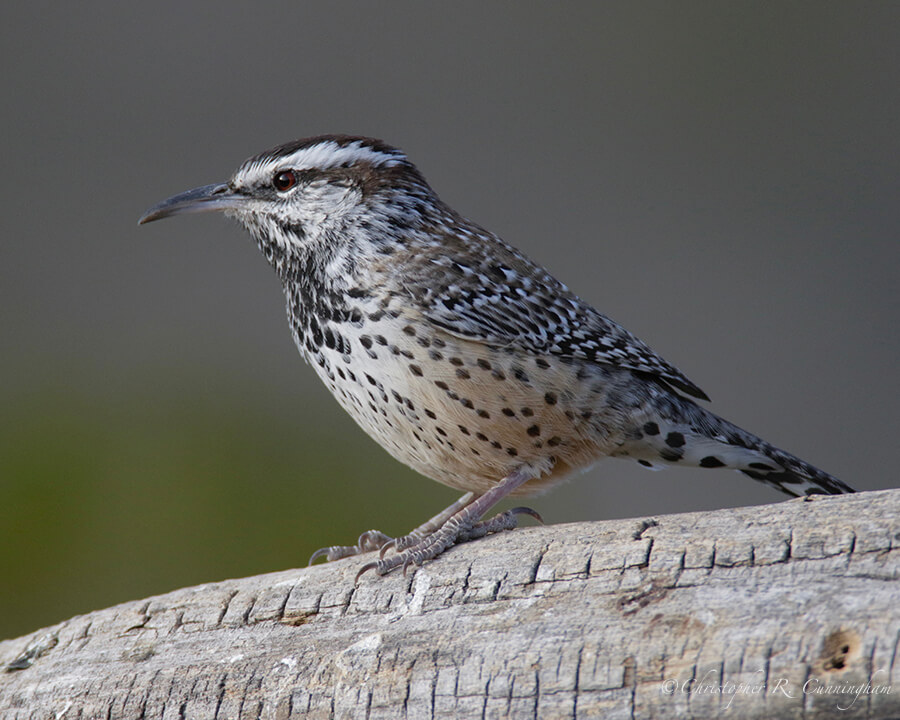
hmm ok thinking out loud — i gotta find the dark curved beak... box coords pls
[139,183,243,225]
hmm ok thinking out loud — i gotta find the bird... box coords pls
[139,134,855,578]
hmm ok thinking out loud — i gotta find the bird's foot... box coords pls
[308,492,477,566]
[357,506,542,582]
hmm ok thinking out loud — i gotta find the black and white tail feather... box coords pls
[630,392,854,497]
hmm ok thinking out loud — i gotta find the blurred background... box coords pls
[1,3,897,641]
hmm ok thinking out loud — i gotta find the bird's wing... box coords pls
[396,226,710,401]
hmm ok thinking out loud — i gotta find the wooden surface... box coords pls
[1,489,898,719]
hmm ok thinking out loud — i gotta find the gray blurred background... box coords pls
[1,3,897,641]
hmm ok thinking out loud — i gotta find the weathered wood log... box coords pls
[1,489,898,719]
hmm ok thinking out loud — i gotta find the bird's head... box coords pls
[140,135,435,274]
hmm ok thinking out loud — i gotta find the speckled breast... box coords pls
[286,290,628,496]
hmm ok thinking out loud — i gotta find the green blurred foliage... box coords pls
[0,374,447,641]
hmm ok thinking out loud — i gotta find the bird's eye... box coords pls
[273,170,297,192]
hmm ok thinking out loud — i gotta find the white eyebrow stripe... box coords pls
[245,140,405,177]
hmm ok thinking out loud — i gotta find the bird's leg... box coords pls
[357,466,537,581]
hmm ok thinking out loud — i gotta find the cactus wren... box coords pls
[140,135,855,577]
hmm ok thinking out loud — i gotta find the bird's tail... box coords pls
[628,394,855,497]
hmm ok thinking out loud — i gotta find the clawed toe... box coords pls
[308,529,394,565]
[378,538,397,559]
[355,560,380,584]
[509,506,544,524]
